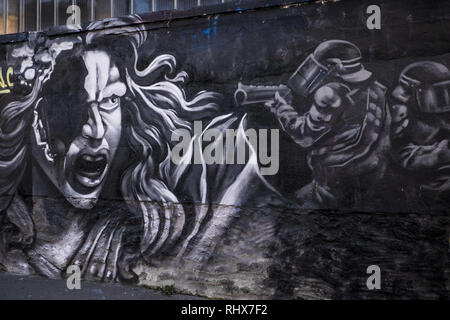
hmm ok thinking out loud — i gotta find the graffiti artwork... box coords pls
[0,16,276,281]
[259,39,391,209]
[237,40,450,211]
[0,66,14,94]
[0,1,449,299]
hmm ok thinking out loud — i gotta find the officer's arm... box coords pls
[390,103,450,170]
[265,85,341,148]
[396,140,450,171]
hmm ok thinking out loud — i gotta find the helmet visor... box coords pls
[287,54,330,97]
[416,80,450,113]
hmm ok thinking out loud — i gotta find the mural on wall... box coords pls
[0,5,448,298]
[251,39,391,209]
[389,62,450,205]
[0,16,277,281]
[237,40,450,211]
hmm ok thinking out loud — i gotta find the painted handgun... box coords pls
[234,82,292,106]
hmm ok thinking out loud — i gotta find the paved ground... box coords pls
[0,272,203,300]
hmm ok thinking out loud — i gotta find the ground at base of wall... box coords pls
[0,272,203,300]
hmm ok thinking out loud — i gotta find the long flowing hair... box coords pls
[0,16,223,266]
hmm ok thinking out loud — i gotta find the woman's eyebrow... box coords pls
[101,81,126,100]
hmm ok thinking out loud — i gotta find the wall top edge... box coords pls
[0,0,320,45]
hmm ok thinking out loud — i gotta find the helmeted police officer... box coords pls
[390,61,450,200]
[265,40,390,209]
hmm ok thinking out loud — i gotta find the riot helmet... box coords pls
[395,61,450,113]
[288,40,372,97]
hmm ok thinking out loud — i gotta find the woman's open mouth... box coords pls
[74,153,108,188]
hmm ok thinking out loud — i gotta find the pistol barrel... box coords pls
[234,82,291,106]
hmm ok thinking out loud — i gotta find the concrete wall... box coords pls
[0,0,449,299]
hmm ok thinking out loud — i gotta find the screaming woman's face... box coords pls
[31,50,126,209]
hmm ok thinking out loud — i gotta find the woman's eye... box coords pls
[99,97,120,110]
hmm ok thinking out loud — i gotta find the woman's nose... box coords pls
[82,103,105,140]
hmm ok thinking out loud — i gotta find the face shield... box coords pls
[287,54,331,97]
[416,80,450,113]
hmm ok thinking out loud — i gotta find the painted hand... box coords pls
[314,84,342,109]
[264,91,289,113]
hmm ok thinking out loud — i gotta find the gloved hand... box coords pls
[264,91,290,114]
[314,84,343,109]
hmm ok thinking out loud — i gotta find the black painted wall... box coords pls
[0,0,449,299]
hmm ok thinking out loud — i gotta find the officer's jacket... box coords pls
[269,80,391,207]
[390,102,450,192]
